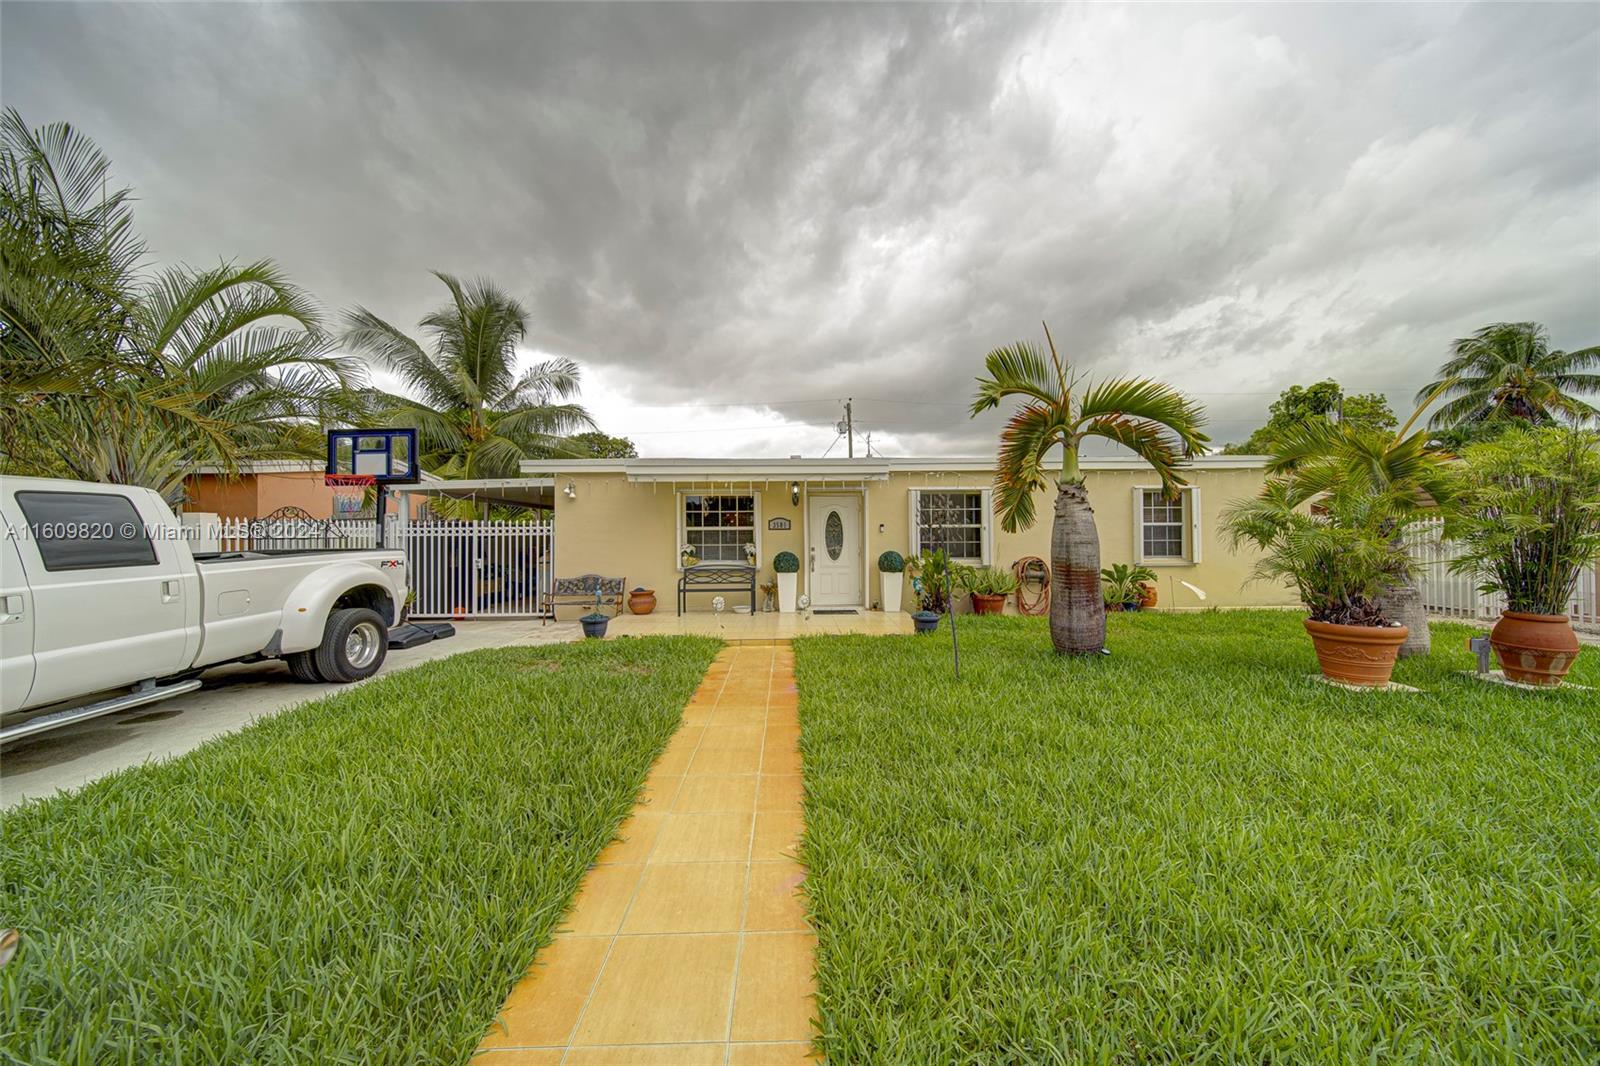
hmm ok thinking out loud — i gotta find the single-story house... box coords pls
[520,455,1299,618]
[185,460,433,520]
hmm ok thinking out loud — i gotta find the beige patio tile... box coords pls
[558,862,644,936]
[596,811,666,865]
[470,1049,565,1065]
[476,935,609,1049]
[755,774,803,812]
[728,1042,821,1064]
[757,745,802,777]
[698,725,766,753]
[652,812,754,863]
[571,932,739,1045]
[751,810,804,861]
[621,861,749,933]
[639,773,683,809]
[673,774,760,813]
[744,860,809,932]
[686,745,763,776]
[730,931,818,1043]
[564,1046,727,1065]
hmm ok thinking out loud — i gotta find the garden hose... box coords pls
[1013,556,1050,615]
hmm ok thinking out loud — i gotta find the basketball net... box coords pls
[325,473,376,516]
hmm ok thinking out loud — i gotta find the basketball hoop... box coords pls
[325,473,375,516]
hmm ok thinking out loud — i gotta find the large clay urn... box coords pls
[1489,611,1581,686]
[1304,619,1409,687]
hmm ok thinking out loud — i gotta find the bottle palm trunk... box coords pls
[1050,482,1107,655]
[1376,577,1430,657]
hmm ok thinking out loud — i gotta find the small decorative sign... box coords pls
[767,516,792,531]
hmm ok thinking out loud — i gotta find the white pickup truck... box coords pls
[0,476,409,744]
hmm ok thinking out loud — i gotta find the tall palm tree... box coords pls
[2,108,360,499]
[1263,391,1457,657]
[341,273,594,483]
[1418,322,1600,431]
[971,324,1209,655]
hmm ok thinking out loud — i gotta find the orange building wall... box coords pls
[185,472,426,519]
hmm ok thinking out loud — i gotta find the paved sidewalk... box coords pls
[474,643,817,1065]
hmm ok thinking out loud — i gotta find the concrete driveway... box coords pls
[1,620,578,810]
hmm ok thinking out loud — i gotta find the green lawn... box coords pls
[795,612,1599,1064]
[0,636,720,1065]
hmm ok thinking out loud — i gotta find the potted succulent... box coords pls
[877,550,906,613]
[628,586,656,615]
[580,591,610,639]
[1101,563,1157,612]
[773,551,800,612]
[959,565,1018,614]
[679,543,700,569]
[1223,480,1412,687]
[905,550,953,633]
[743,541,758,567]
[1445,427,1600,686]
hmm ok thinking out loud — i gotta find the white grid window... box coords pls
[681,494,757,563]
[912,490,988,563]
[1141,491,1186,559]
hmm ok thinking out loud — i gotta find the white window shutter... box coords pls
[1132,486,1146,564]
[981,488,993,565]
[1187,486,1202,564]
[908,490,920,558]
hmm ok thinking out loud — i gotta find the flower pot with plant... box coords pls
[906,550,954,632]
[1224,480,1412,687]
[1445,427,1600,686]
[877,550,906,612]
[773,551,800,612]
[628,587,656,615]
[580,591,611,638]
[1101,563,1157,612]
[680,544,700,569]
[959,565,1018,614]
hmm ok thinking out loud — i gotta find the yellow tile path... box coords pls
[475,644,818,1066]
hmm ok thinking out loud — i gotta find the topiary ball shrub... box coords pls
[877,550,905,573]
[773,551,800,574]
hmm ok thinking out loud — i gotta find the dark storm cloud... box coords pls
[4,2,1597,455]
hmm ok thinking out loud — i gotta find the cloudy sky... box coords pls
[5,2,1597,456]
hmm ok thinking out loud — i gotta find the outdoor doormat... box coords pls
[1308,675,1422,694]
[812,608,859,615]
[1460,670,1593,692]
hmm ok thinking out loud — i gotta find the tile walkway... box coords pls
[474,643,817,1065]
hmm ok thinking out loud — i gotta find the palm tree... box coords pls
[341,273,594,484]
[2,109,360,500]
[1418,322,1600,432]
[970,324,1209,654]
[1263,392,1457,657]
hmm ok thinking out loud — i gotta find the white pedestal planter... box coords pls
[777,572,798,613]
[880,572,903,613]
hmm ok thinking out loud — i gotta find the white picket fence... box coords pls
[202,516,554,618]
[1403,518,1600,626]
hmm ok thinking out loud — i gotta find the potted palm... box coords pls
[958,565,1018,614]
[773,551,800,612]
[1101,563,1157,612]
[1223,481,1412,687]
[1445,427,1600,686]
[905,550,951,633]
[877,550,906,613]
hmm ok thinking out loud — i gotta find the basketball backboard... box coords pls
[325,428,421,484]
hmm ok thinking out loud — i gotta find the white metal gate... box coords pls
[402,521,553,619]
[1404,518,1599,625]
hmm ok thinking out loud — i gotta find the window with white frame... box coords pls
[912,489,989,563]
[1135,487,1199,562]
[680,494,757,563]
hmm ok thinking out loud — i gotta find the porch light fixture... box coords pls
[790,481,800,505]
[564,481,577,499]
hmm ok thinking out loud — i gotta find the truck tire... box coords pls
[314,607,389,684]
[285,650,324,683]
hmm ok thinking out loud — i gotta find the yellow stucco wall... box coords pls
[551,467,1299,618]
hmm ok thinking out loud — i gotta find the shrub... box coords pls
[773,550,800,573]
[957,565,1019,596]
[877,550,905,573]
[1101,562,1157,606]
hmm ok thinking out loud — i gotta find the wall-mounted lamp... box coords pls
[563,481,577,500]
[790,481,800,505]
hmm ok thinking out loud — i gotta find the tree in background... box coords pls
[341,273,595,483]
[972,324,1209,655]
[1222,379,1395,455]
[1417,322,1599,437]
[1,109,359,500]
[527,430,637,460]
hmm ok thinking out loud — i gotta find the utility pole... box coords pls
[845,398,854,458]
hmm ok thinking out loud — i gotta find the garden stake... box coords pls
[947,563,960,680]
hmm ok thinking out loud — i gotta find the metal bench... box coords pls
[547,574,624,622]
[677,563,757,615]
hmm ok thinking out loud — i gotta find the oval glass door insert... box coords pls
[825,510,844,560]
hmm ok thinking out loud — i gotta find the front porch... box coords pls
[605,608,915,642]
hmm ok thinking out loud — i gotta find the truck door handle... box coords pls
[0,593,22,624]
[162,579,181,603]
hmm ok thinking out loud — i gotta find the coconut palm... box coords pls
[1263,392,1457,656]
[2,108,359,499]
[971,324,1209,654]
[341,273,595,486]
[1417,322,1600,431]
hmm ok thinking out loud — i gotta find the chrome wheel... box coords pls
[345,621,382,670]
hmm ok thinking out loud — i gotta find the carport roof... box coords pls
[393,477,555,510]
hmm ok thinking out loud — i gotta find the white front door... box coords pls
[807,495,862,607]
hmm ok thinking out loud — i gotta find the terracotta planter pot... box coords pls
[1303,618,1408,687]
[1490,611,1580,687]
[971,593,1006,615]
[628,590,656,615]
[1138,583,1157,609]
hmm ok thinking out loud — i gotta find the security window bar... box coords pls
[1141,490,1186,559]
[683,494,756,563]
[917,491,984,562]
